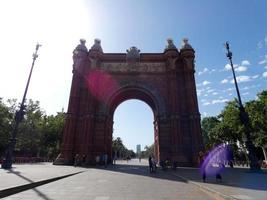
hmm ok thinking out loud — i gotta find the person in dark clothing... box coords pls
[202,171,206,182]
[148,156,153,173]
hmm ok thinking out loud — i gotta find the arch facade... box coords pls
[54,39,203,166]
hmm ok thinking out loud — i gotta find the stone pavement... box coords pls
[0,163,85,191]
[169,166,267,200]
[0,160,266,200]
[0,161,213,200]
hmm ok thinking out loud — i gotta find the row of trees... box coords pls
[1,90,265,162]
[201,90,267,160]
[0,97,146,161]
[112,137,135,158]
[141,144,154,158]
[0,98,64,160]
[112,137,155,159]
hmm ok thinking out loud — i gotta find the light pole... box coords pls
[1,43,41,169]
[225,42,260,170]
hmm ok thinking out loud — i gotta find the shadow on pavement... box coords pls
[0,169,83,199]
[89,162,189,183]
[172,167,267,191]
[89,161,267,192]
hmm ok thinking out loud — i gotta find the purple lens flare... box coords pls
[200,144,231,176]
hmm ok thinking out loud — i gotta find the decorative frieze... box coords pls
[100,62,166,73]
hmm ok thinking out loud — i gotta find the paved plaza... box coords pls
[0,160,266,200]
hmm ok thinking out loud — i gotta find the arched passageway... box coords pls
[55,39,203,166]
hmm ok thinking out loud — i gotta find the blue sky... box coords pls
[0,0,266,151]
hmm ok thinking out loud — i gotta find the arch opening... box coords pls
[113,99,154,160]
[108,87,160,162]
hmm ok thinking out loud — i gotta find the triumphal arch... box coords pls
[54,38,203,166]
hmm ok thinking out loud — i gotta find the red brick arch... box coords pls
[54,39,203,166]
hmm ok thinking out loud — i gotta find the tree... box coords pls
[218,99,243,143]
[201,116,220,148]
[112,137,136,159]
[16,100,44,156]
[0,98,65,160]
[0,98,13,157]
[40,111,65,159]
[201,90,267,162]
[141,144,154,158]
[112,137,127,158]
[245,90,267,146]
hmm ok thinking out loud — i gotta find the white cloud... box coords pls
[252,75,259,79]
[241,86,250,90]
[201,99,207,102]
[224,64,232,70]
[203,67,209,72]
[212,92,218,95]
[226,87,234,91]
[212,99,228,104]
[224,63,239,71]
[202,112,208,117]
[257,41,263,49]
[198,67,209,75]
[224,63,246,72]
[259,55,267,65]
[202,80,211,86]
[241,60,250,66]
[235,66,247,72]
[221,79,228,84]
[203,102,210,106]
[259,60,267,65]
[263,71,267,78]
[207,89,214,93]
[265,66,267,69]
[229,93,233,96]
[242,92,249,96]
[257,36,267,49]
[231,76,251,83]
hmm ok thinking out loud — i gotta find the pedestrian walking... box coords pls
[113,154,117,164]
[148,156,153,173]
[74,154,79,167]
[151,156,157,172]
[104,153,108,168]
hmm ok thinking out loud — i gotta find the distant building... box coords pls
[136,144,141,155]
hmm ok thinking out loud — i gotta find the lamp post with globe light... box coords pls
[1,43,41,169]
[225,41,260,170]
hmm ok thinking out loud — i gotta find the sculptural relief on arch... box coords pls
[54,38,204,167]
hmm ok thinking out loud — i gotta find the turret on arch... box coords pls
[54,38,203,166]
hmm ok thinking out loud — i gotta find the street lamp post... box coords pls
[225,42,260,170]
[1,43,41,169]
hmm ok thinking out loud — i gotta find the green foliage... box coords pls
[112,137,135,158]
[141,144,154,158]
[201,90,267,152]
[40,112,65,159]
[201,116,220,148]
[245,91,267,146]
[16,100,44,156]
[0,98,65,159]
[219,99,243,143]
[0,98,13,156]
